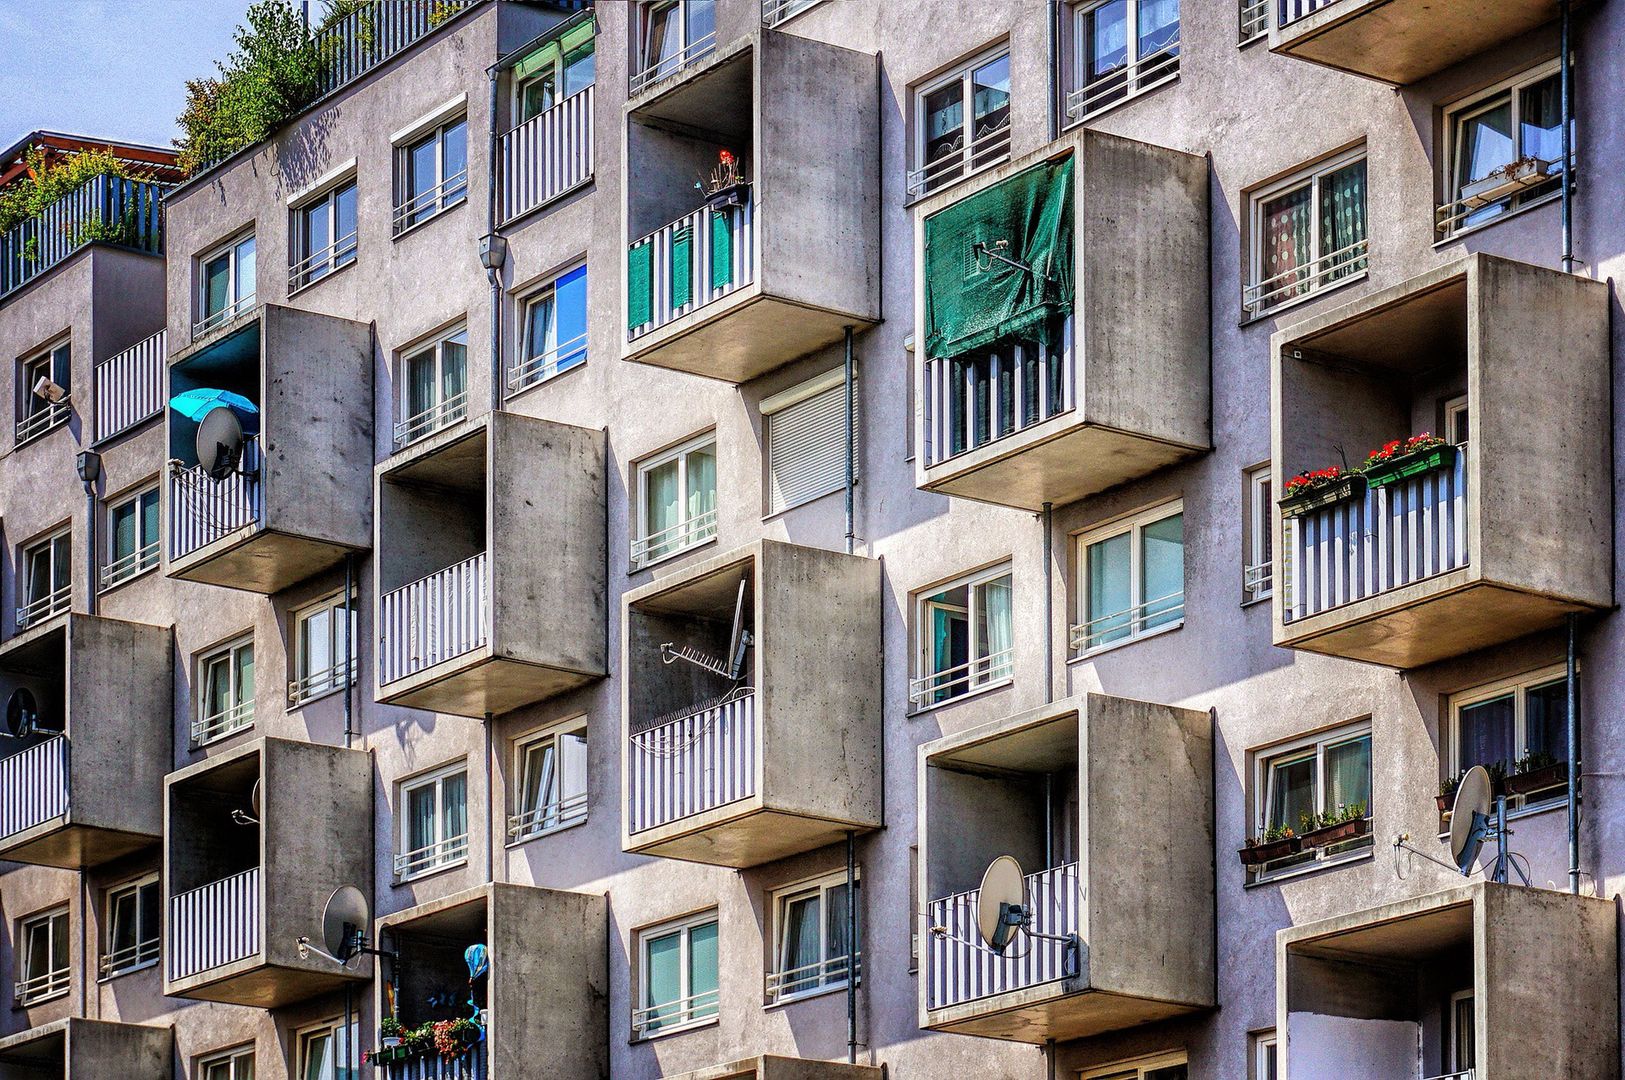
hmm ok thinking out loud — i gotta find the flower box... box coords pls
[1238,834,1302,867]
[1503,761,1568,797]
[705,180,750,214]
[371,1045,413,1065]
[1279,474,1366,519]
[1300,815,1371,849]
[1461,157,1554,210]
[1362,443,1456,488]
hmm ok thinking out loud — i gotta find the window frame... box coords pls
[1072,499,1185,656]
[393,116,469,236]
[1438,59,1565,239]
[1447,663,1571,811]
[199,1046,256,1080]
[1064,0,1182,126]
[632,431,719,569]
[909,561,1015,710]
[195,231,257,336]
[289,590,357,708]
[513,28,596,122]
[510,262,588,396]
[16,338,71,445]
[908,44,1013,198]
[395,760,471,881]
[295,1016,359,1080]
[289,176,359,293]
[631,0,716,94]
[1244,464,1273,605]
[1249,720,1374,883]
[508,716,589,845]
[761,0,825,28]
[394,324,470,447]
[633,909,721,1041]
[15,905,70,1006]
[1448,988,1476,1073]
[100,873,160,979]
[194,635,255,746]
[1244,145,1369,319]
[1252,1032,1279,1080]
[1081,1051,1190,1079]
[18,528,71,630]
[102,483,160,591]
[762,367,857,517]
[766,870,860,1005]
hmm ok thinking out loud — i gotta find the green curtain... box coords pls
[628,242,653,328]
[710,210,733,290]
[1319,159,1367,279]
[672,226,693,309]
[923,155,1074,360]
[511,15,596,82]
[1325,735,1371,813]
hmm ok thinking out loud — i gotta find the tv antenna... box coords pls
[1392,764,1530,885]
[298,885,393,967]
[659,575,752,681]
[972,239,1054,283]
[3,688,40,738]
[231,780,261,826]
[930,856,1080,973]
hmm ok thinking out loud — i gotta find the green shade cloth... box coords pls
[628,241,653,328]
[511,15,595,82]
[710,209,733,290]
[923,155,1074,360]
[672,225,693,309]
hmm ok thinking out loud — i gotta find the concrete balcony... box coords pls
[164,736,372,1007]
[1269,0,1570,85]
[622,30,879,383]
[165,304,372,593]
[374,412,606,718]
[1272,254,1610,668]
[1277,882,1616,1078]
[376,884,607,1080]
[0,613,170,868]
[919,694,1214,1042]
[912,130,1209,511]
[622,540,882,867]
[667,1058,883,1080]
[0,1019,171,1080]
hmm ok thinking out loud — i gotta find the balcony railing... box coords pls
[313,0,475,97]
[927,861,1081,1011]
[14,964,69,1006]
[0,174,166,301]
[1244,238,1368,317]
[629,31,717,95]
[1282,449,1468,622]
[16,584,70,631]
[95,328,165,442]
[170,866,261,981]
[507,790,588,842]
[169,437,264,560]
[383,1042,488,1080]
[765,952,859,1001]
[632,986,721,1038]
[1424,1071,1475,1080]
[192,699,255,746]
[1240,0,1270,40]
[100,540,159,590]
[288,230,357,292]
[907,649,1014,709]
[1070,590,1185,653]
[1278,0,1333,26]
[393,171,469,236]
[628,691,757,834]
[394,832,470,879]
[907,124,1012,198]
[378,552,489,685]
[193,292,256,338]
[762,0,823,26]
[100,936,160,977]
[498,84,594,223]
[507,329,586,395]
[1244,560,1274,602]
[0,736,69,841]
[393,390,468,448]
[288,659,355,707]
[1065,35,1180,123]
[628,200,754,341]
[15,400,70,446]
[921,317,1075,467]
[630,506,718,569]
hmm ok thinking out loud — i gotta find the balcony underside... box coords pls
[378,649,601,719]
[167,954,365,1010]
[0,818,156,870]
[927,983,1206,1044]
[168,527,360,594]
[1279,571,1600,668]
[626,289,877,383]
[669,1057,884,1080]
[625,801,875,869]
[1270,0,1563,85]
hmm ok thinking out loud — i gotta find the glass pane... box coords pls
[234,236,255,302]
[559,730,588,805]
[564,40,596,96]
[1146,1067,1188,1080]
[1319,159,1367,278]
[139,882,159,945]
[442,121,468,202]
[644,930,682,1023]
[204,657,231,718]
[1525,678,1569,763]
[303,1031,332,1080]
[1458,694,1515,773]
[110,890,137,953]
[520,741,552,816]
[643,459,680,552]
[825,881,855,978]
[303,201,331,279]
[688,921,719,1018]
[644,2,680,73]
[1519,74,1564,166]
[685,0,715,49]
[525,294,556,362]
[112,500,137,561]
[974,574,1013,682]
[1267,753,1315,834]
[521,72,557,120]
[234,646,254,707]
[555,265,588,370]
[1140,0,1180,55]
[334,185,357,265]
[410,134,438,222]
[442,334,469,402]
[781,894,821,993]
[443,772,468,842]
[1453,995,1476,1069]
[1457,98,1513,189]
[25,546,49,603]
[141,490,160,546]
[970,55,1010,143]
[1085,532,1132,648]
[1140,512,1184,631]
[25,920,50,977]
[922,81,965,175]
[1260,183,1312,300]
[49,914,66,969]
[685,444,717,521]
[302,608,332,681]
[1087,0,1128,79]
[204,253,231,316]
[408,783,437,851]
[51,535,70,591]
[926,590,969,702]
[405,351,436,418]
[1325,734,1372,815]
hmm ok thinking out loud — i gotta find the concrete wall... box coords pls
[66,615,173,841]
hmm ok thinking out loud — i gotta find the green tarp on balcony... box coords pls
[923,155,1074,361]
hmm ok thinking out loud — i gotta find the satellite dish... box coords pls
[1449,765,1494,873]
[231,779,262,826]
[251,778,261,818]
[976,855,1027,954]
[322,884,370,963]
[197,407,246,480]
[4,688,39,737]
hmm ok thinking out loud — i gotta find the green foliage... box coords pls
[1513,749,1559,776]
[0,146,129,233]
[1249,824,1296,847]
[427,2,463,27]
[1300,801,1367,833]
[379,1016,403,1039]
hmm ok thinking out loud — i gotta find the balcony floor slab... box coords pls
[626,290,878,383]
[378,650,601,719]
[625,804,877,869]
[0,819,156,870]
[927,984,1207,1044]
[168,527,361,594]
[166,955,366,1010]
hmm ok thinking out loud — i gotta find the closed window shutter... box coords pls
[766,377,855,516]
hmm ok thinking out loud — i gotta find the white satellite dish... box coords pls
[1448,764,1529,885]
[323,884,370,962]
[976,855,1027,954]
[232,779,261,826]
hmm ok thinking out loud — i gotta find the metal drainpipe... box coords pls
[846,830,858,1064]
[488,68,504,412]
[343,552,354,749]
[1046,1,1060,142]
[1042,501,1053,704]
[486,711,496,885]
[1567,613,1580,893]
[83,480,96,616]
[844,327,856,555]
[1560,0,1574,274]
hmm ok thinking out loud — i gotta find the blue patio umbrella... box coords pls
[169,388,259,431]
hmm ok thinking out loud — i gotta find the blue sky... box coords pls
[0,1,254,150]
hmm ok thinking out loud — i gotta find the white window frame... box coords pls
[194,636,255,746]
[767,870,860,1004]
[199,1046,255,1080]
[632,431,719,569]
[1244,146,1369,318]
[513,25,596,123]
[1444,393,1469,446]
[761,0,824,28]
[1252,1032,1279,1080]
[631,0,717,94]
[509,261,588,395]
[1438,59,1565,237]
[1447,663,1570,809]
[508,716,589,844]
[15,906,70,1006]
[17,528,71,630]
[1448,988,1476,1074]
[16,338,71,444]
[1065,0,1182,125]
[289,590,357,707]
[908,561,1014,709]
[395,761,470,881]
[101,873,159,979]
[102,484,160,590]
[633,910,721,1040]
[1244,465,1273,604]
[908,45,1013,197]
[393,116,469,236]
[1072,499,1185,656]
[394,325,469,447]
[289,176,358,292]
[1239,0,1269,43]
[295,1016,359,1080]
[1081,1051,1190,1079]
[763,367,857,517]
[195,231,256,335]
[1250,720,1374,883]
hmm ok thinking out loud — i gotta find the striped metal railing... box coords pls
[378,552,489,685]
[192,698,254,746]
[0,736,69,841]
[383,1042,487,1080]
[100,935,161,977]
[288,229,357,292]
[0,175,166,300]
[288,658,355,707]
[1244,238,1368,316]
[1240,0,1271,39]
[392,169,469,236]
[628,691,757,834]
[507,789,588,842]
[1282,449,1468,621]
[15,400,70,445]
[908,648,1014,708]
[313,0,475,97]
[1070,590,1186,653]
[498,84,594,223]
[927,861,1081,1011]
[169,437,264,561]
[169,866,261,980]
[1278,0,1334,25]
[100,540,159,589]
[766,952,859,1001]
[627,200,754,341]
[95,328,165,442]
[394,832,470,879]
[1065,34,1180,122]
[16,583,70,631]
[14,964,69,1006]
[762,0,824,26]
[632,985,721,1038]
[922,317,1075,467]
[393,389,468,447]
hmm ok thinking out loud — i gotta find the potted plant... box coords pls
[1504,750,1567,797]
[1238,824,1300,867]
[1437,771,1462,814]
[701,148,750,213]
[380,1017,403,1049]
[1279,466,1366,518]
[1461,155,1555,209]
[1359,433,1455,488]
[1299,801,1371,848]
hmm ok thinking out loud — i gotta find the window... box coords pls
[1440,62,1564,236]
[101,875,159,978]
[1450,666,1571,808]
[910,47,1011,196]
[15,907,69,1005]
[909,563,1013,708]
[16,339,70,444]
[195,637,254,745]
[397,763,469,879]
[1252,1033,1278,1080]
[297,1018,359,1080]
[509,718,588,843]
[395,325,469,447]
[395,117,468,234]
[763,368,857,516]
[633,433,718,568]
[768,872,859,1003]
[762,0,823,27]
[1074,501,1184,654]
[632,0,715,94]
[1239,0,1269,43]
[290,592,356,707]
[1244,465,1273,603]
[200,1047,255,1080]
[1444,394,1469,446]
[1252,722,1373,880]
[103,486,159,589]
[634,911,720,1039]
[1448,990,1475,1074]
[18,530,70,630]
[1066,0,1180,124]
[516,24,595,121]
[291,179,358,291]
[1245,147,1368,317]
[196,232,256,335]
[510,264,587,395]
[1083,1053,1188,1080]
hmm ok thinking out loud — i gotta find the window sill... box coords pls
[98,958,158,983]
[1069,619,1183,662]
[629,534,718,576]
[906,677,1013,718]
[1432,189,1561,248]
[287,255,357,299]
[1238,270,1368,328]
[1244,845,1374,889]
[391,197,467,243]
[764,980,853,1010]
[760,482,846,524]
[630,1016,719,1044]
[394,856,469,886]
[505,813,588,849]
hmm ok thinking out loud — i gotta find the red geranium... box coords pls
[1284,466,1342,496]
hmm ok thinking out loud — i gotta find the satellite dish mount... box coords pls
[1391,764,1530,885]
[298,885,394,967]
[963,856,1080,974]
[197,407,256,483]
[659,575,753,682]
[4,688,40,739]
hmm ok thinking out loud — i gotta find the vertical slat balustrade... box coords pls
[168,438,264,560]
[312,0,475,97]
[499,85,594,222]
[169,866,261,980]
[0,175,167,300]
[927,862,1081,1010]
[921,317,1076,467]
[95,328,166,442]
[628,692,758,834]
[378,552,489,685]
[1278,0,1333,25]
[627,200,754,341]
[0,737,69,841]
[384,1042,487,1080]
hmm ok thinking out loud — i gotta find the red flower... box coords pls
[719,149,736,166]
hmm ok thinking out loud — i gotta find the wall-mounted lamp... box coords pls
[478,233,508,272]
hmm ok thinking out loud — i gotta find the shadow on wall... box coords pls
[275,104,343,202]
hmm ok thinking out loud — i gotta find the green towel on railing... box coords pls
[672,226,693,309]
[711,210,733,290]
[628,242,653,328]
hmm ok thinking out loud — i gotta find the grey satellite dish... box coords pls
[4,688,39,737]
[1449,765,1494,874]
[976,855,1027,954]
[251,778,261,819]
[322,884,370,963]
[197,407,246,481]
[231,779,262,826]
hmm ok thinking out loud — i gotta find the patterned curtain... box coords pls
[1261,185,1312,304]
[1319,158,1368,279]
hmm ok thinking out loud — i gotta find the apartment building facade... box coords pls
[0,0,1621,1078]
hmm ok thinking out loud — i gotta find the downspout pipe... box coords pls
[343,552,355,749]
[1042,501,1053,704]
[1568,613,1580,893]
[844,326,856,555]
[82,480,96,616]
[486,711,496,886]
[1560,0,1574,275]
[487,67,504,412]
[846,830,858,1064]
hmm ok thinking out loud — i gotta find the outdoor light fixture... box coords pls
[478,233,508,271]
[75,450,101,484]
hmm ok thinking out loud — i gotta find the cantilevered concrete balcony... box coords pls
[912,129,1209,511]
[622,540,882,867]
[1272,254,1610,668]
[164,736,372,1007]
[0,613,170,868]
[165,304,372,593]
[667,1058,883,1080]
[1270,0,1571,85]
[1278,882,1616,1079]
[375,884,607,1080]
[0,1019,172,1080]
[622,29,879,382]
[919,694,1214,1042]
[374,412,606,717]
